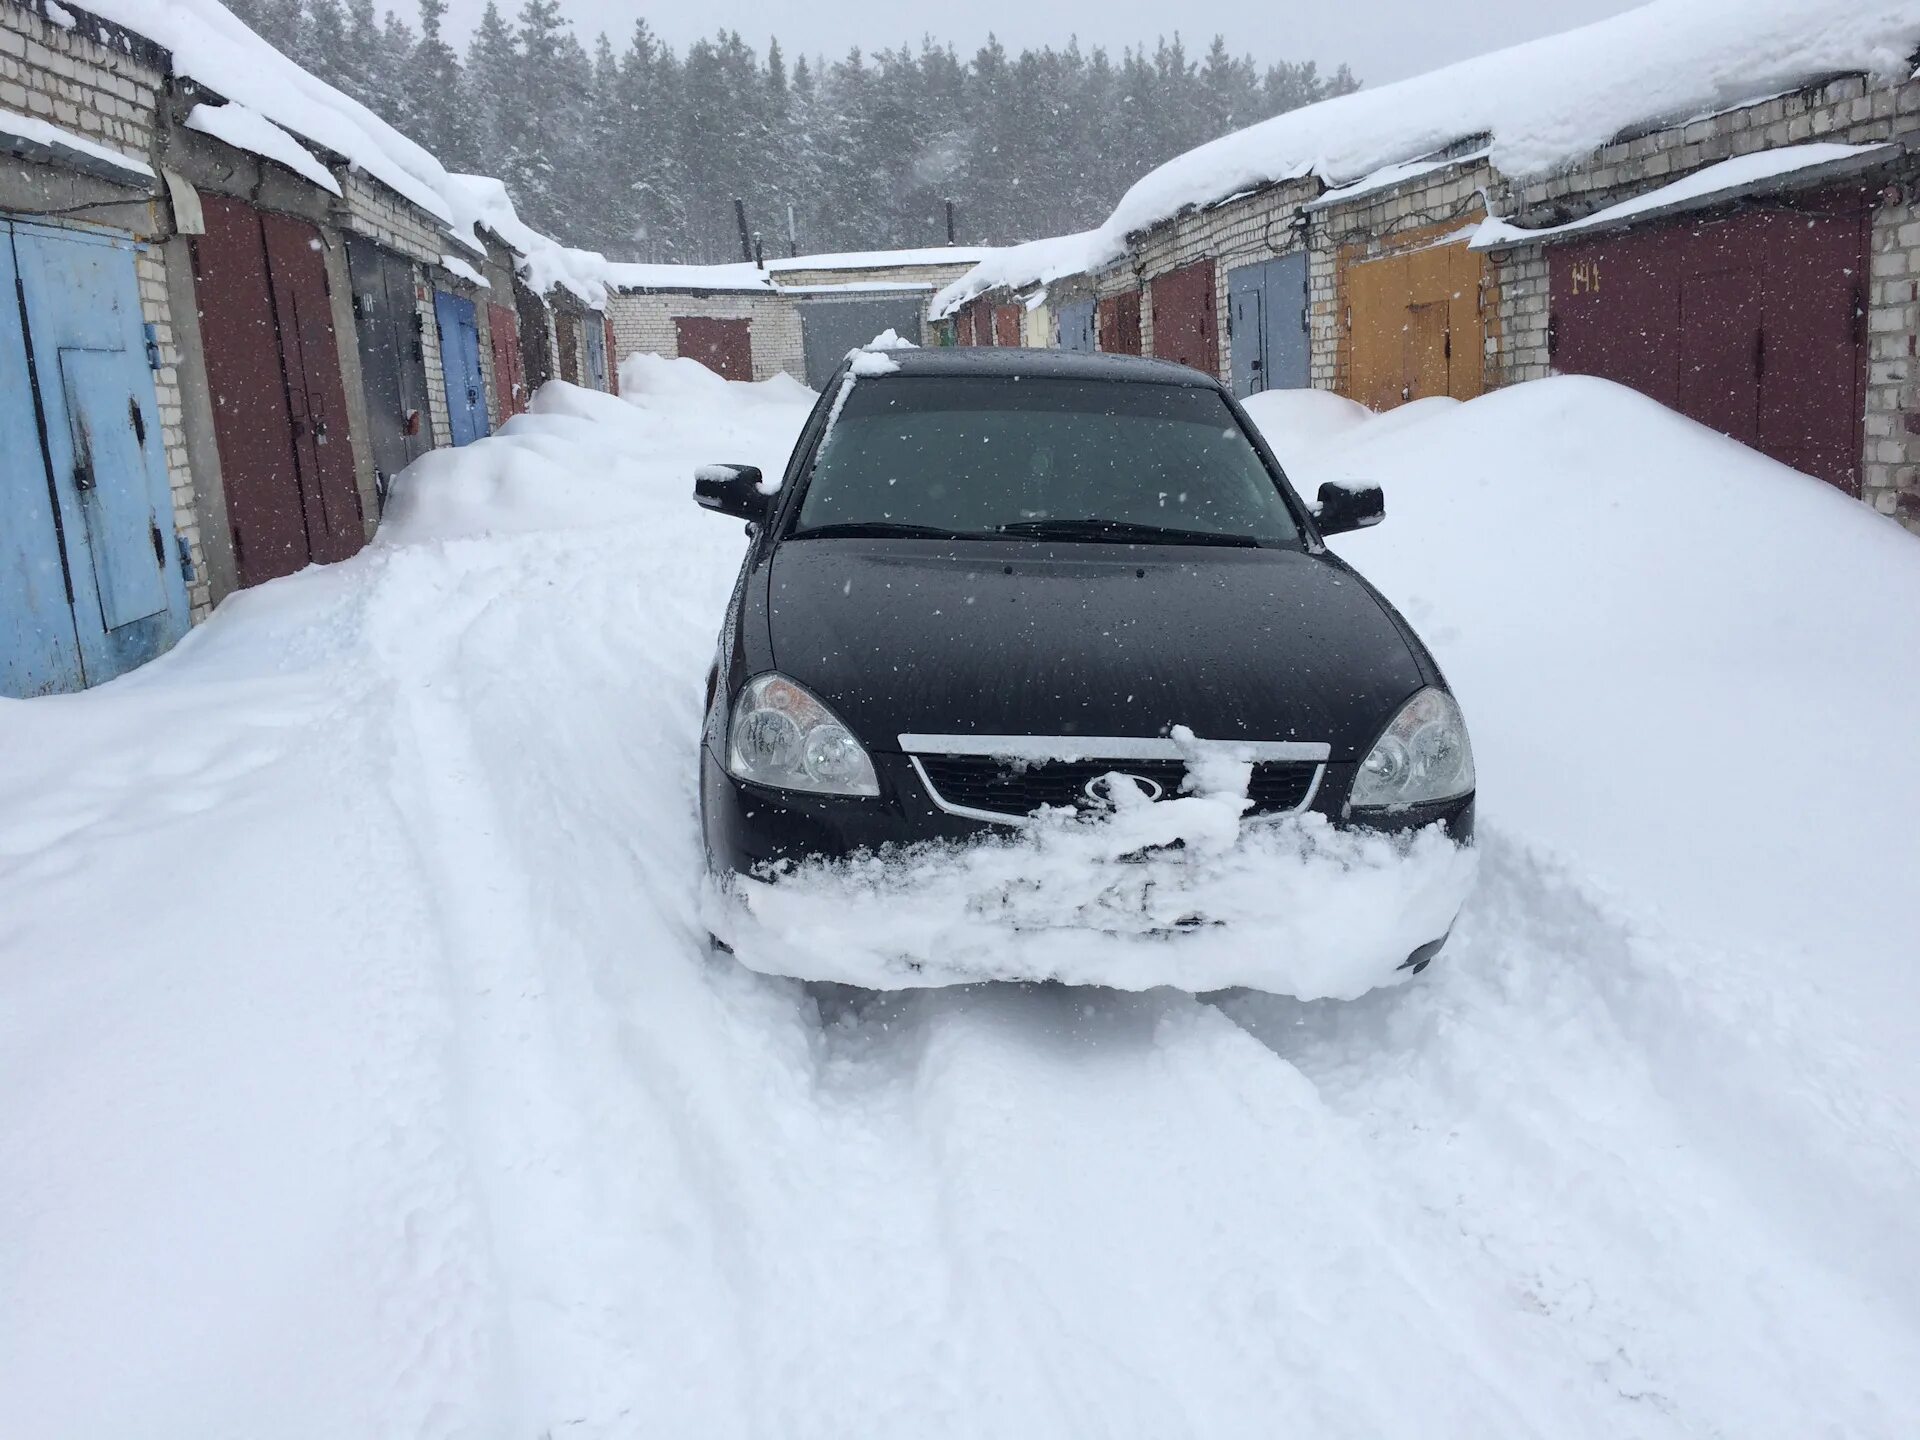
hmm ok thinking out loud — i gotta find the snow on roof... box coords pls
[442,173,614,308]
[84,0,469,235]
[602,261,777,295]
[185,101,340,196]
[777,281,935,295]
[765,246,998,272]
[439,254,489,289]
[1304,145,1493,212]
[1,104,153,181]
[933,0,1920,313]
[929,229,1116,320]
[1106,0,1920,239]
[1471,141,1896,247]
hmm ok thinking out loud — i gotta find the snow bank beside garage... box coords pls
[1256,376,1920,1024]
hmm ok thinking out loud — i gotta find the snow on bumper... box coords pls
[703,788,1478,998]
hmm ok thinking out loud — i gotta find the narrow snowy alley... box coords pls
[3,361,1917,1439]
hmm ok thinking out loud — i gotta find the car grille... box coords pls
[914,754,1319,820]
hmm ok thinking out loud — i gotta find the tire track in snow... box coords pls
[1218,832,1920,1437]
[338,379,1919,1439]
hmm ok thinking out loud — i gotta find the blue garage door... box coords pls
[1228,253,1310,397]
[1,219,190,697]
[434,291,490,447]
[1056,297,1096,353]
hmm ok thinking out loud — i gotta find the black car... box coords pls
[694,348,1474,970]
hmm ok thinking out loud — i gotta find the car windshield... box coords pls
[790,376,1304,546]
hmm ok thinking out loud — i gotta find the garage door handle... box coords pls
[467,386,478,405]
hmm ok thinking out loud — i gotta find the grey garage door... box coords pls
[799,293,927,388]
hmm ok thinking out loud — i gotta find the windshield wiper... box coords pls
[989,518,1264,547]
[789,521,986,541]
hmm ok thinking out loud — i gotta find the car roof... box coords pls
[863,346,1222,388]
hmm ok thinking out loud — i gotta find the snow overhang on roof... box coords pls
[1104,0,1920,242]
[765,246,999,273]
[929,228,1118,320]
[778,282,936,296]
[604,262,777,295]
[82,0,469,239]
[0,105,154,185]
[1471,141,1901,249]
[185,100,340,196]
[1305,145,1493,212]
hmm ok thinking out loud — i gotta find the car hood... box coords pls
[765,539,1427,759]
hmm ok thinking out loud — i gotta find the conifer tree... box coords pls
[232,6,1363,262]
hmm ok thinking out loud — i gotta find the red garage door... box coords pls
[488,303,526,419]
[192,195,363,587]
[675,316,753,380]
[993,303,1022,347]
[1550,189,1869,493]
[1150,260,1218,377]
[1097,292,1141,355]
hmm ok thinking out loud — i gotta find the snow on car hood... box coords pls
[764,539,1428,759]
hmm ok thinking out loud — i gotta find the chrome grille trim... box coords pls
[898,733,1331,763]
[909,754,1327,828]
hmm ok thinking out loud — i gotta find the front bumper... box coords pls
[701,743,1474,877]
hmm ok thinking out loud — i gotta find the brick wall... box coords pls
[1133,175,1320,377]
[0,0,163,157]
[1866,191,1920,526]
[1,0,213,615]
[607,290,806,382]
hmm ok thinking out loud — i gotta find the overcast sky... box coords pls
[441,0,1640,86]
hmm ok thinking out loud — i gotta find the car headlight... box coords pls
[1349,687,1475,811]
[727,673,880,797]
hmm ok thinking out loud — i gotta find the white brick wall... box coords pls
[607,290,806,382]
[1133,175,1320,378]
[1865,191,1920,527]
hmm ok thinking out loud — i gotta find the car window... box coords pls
[790,377,1303,544]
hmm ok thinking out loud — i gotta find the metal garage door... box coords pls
[489,302,527,419]
[192,195,364,588]
[1,219,190,696]
[1343,239,1489,411]
[1228,253,1309,396]
[1057,297,1096,353]
[1549,189,1869,494]
[346,236,431,497]
[1150,260,1218,377]
[674,316,752,380]
[800,292,925,387]
[1098,292,1142,355]
[434,291,490,446]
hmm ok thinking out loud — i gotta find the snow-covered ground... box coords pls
[3,359,1917,1438]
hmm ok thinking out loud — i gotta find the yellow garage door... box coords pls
[1342,239,1490,410]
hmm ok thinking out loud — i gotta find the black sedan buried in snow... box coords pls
[693,347,1475,973]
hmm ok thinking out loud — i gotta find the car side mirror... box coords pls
[695,463,768,523]
[1314,480,1384,536]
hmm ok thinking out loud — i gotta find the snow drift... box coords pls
[4,366,1919,1439]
